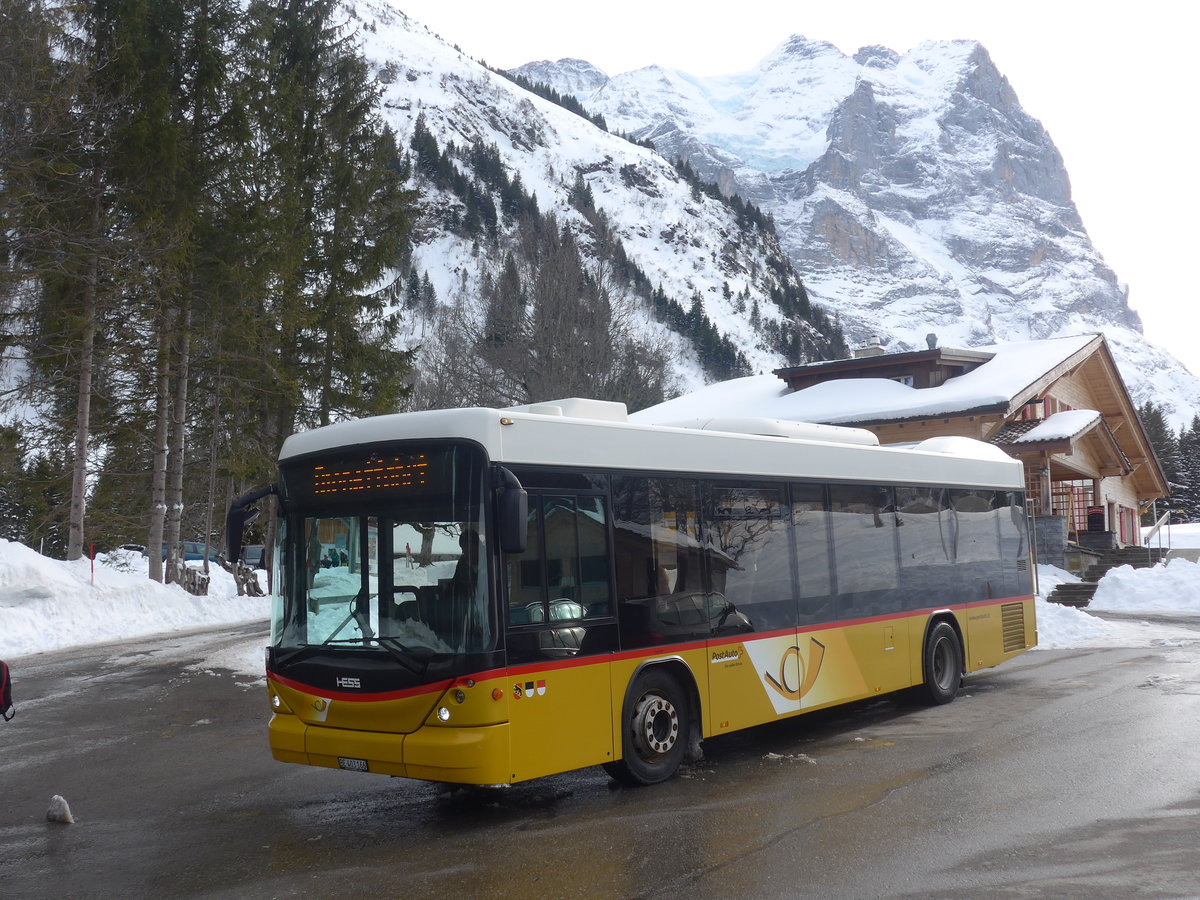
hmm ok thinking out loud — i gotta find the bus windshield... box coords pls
[273,443,492,658]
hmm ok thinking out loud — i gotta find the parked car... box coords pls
[241,544,265,568]
[161,542,216,562]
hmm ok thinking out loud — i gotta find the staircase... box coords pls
[1046,546,1170,607]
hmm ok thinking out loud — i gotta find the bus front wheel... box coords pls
[919,621,962,705]
[604,668,689,786]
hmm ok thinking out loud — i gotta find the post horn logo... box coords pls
[764,637,826,701]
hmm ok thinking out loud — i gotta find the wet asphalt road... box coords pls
[2,615,1200,899]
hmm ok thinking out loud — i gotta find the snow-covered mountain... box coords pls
[512,39,1200,427]
[348,2,843,406]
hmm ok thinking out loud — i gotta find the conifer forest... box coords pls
[1,0,851,567]
[1,0,415,563]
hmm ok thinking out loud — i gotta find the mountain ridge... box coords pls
[510,39,1198,426]
[352,1,847,408]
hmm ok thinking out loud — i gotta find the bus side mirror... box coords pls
[495,467,528,555]
[226,483,277,563]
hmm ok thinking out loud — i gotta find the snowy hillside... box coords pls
[514,39,1200,427]
[347,2,844,401]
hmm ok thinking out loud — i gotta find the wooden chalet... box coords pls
[773,334,1168,562]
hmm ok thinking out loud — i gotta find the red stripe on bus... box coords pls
[267,671,454,703]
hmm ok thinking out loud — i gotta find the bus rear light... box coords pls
[437,707,451,722]
[492,688,504,701]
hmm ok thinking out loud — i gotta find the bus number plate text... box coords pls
[338,757,369,772]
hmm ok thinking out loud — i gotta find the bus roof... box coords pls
[278,400,1024,490]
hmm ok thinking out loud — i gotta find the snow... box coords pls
[1144,522,1200,549]
[1032,562,1199,648]
[1089,558,1200,615]
[632,335,1097,426]
[1009,409,1100,443]
[0,539,269,670]
[346,2,851,392]
[3,532,1197,680]
[524,26,1200,431]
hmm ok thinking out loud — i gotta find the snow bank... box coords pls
[1089,557,1200,614]
[0,539,269,659]
[1032,564,1127,648]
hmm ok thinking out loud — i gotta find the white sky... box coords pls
[392,0,1200,380]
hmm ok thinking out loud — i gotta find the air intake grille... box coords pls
[1001,602,1026,652]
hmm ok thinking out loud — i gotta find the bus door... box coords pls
[503,491,619,782]
[705,483,802,732]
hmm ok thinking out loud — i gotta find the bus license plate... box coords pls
[338,757,369,772]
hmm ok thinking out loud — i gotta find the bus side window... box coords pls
[895,486,954,612]
[792,483,834,626]
[706,483,791,631]
[829,483,899,617]
[558,495,612,618]
[506,492,617,662]
[612,476,709,647]
[948,488,1003,601]
[507,504,544,626]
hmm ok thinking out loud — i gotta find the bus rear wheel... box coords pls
[919,621,962,705]
[604,668,689,786]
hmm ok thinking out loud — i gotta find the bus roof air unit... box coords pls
[504,398,629,422]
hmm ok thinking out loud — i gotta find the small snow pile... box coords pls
[0,539,269,659]
[764,752,817,764]
[1033,565,1127,649]
[1089,557,1200,614]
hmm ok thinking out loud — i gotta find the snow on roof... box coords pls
[1007,409,1102,444]
[911,435,1015,462]
[632,335,1098,427]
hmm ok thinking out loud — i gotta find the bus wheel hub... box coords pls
[634,693,678,756]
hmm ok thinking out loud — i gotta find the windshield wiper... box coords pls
[273,644,318,667]
[371,635,428,676]
[318,635,428,676]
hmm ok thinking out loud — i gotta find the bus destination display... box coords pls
[311,453,430,496]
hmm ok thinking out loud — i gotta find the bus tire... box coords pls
[603,667,689,786]
[919,621,962,705]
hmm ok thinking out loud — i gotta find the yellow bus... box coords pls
[227,398,1036,787]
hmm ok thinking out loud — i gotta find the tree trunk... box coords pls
[147,308,175,582]
[66,272,96,561]
[204,348,222,576]
[164,303,192,576]
[418,525,435,566]
[66,174,102,561]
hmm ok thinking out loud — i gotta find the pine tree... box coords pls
[1176,415,1200,523]
[1137,401,1182,523]
[236,0,415,437]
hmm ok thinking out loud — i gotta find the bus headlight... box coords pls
[437,706,451,722]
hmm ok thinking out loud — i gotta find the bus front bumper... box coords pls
[269,714,513,785]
